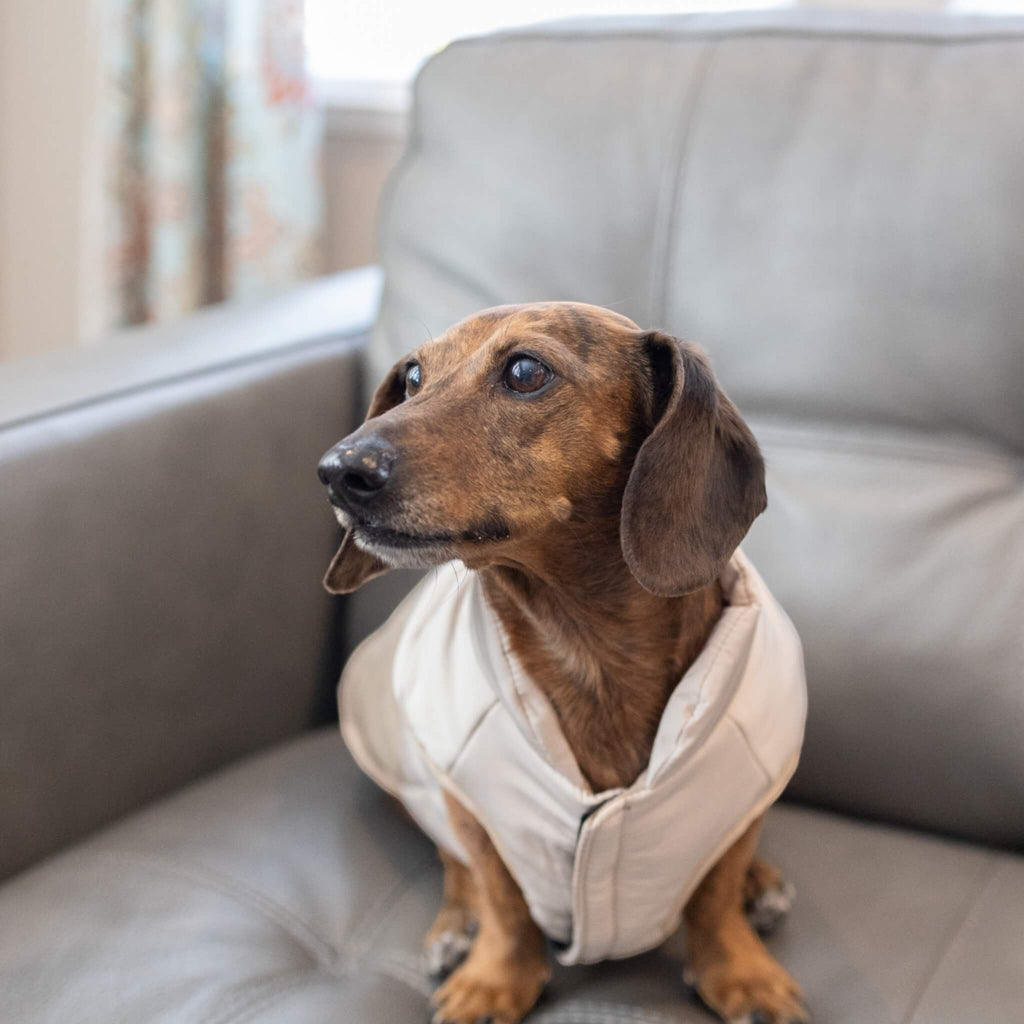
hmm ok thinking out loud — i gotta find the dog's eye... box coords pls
[504,355,552,395]
[405,362,422,398]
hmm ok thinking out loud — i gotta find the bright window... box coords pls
[306,1,792,103]
[306,1,1024,106]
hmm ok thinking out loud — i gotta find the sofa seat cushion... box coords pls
[1,729,1020,1024]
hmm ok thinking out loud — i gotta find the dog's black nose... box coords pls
[318,436,397,503]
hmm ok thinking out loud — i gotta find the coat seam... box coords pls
[447,700,501,777]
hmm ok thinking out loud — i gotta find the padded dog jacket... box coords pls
[339,549,806,965]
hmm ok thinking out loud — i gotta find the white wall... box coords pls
[0,0,102,362]
[321,107,406,274]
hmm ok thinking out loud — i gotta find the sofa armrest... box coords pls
[0,267,381,880]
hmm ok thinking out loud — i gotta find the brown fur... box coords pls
[319,303,806,1023]
[432,792,551,1024]
[481,554,723,792]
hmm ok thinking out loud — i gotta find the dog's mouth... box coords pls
[331,503,451,548]
[353,522,455,550]
[329,503,456,570]
[330,501,511,565]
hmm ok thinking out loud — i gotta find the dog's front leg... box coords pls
[684,815,808,1024]
[425,850,479,978]
[430,791,551,1024]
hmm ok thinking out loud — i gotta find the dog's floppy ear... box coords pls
[323,358,407,595]
[324,529,390,594]
[364,356,408,420]
[621,332,766,596]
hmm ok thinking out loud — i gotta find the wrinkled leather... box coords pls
[1,731,1020,1024]
[0,269,381,879]
[369,8,1024,848]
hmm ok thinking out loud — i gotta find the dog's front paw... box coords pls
[431,948,550,1024]
[684,951,808,1024]
[745,880,795,936]
[425,917,478,978]
[743,859,795,937]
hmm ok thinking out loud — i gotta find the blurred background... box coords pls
[0,0,1019,364]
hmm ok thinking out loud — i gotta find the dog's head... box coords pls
[318,303,765,596]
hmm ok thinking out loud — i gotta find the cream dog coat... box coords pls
[339,549,806,965]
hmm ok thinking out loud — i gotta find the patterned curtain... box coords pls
[102,0,322,331]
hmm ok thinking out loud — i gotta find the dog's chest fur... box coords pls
[481,568,725,791]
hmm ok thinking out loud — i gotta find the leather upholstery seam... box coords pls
[901,856,1009,1024]
[353,949,688,1024]
[338,848,439,971]
[359,949,434,996]
[529,1005,683,1024]
[201,967,314,1024]
[646,40,715,327]
[401,236,505,313]
[753,424,1021,470]
[349,953,691,1021]
[108,847,439,980]
[447,23,1024,51]
[0,330,366,437]
[106,850,337,964]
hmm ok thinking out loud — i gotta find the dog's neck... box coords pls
[477,518,724,793]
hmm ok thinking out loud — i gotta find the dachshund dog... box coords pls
[318,303,807,1024]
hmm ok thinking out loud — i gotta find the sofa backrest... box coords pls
[369,10,1024,848]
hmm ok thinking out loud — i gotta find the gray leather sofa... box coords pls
[2,9,1022,1023]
